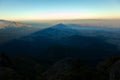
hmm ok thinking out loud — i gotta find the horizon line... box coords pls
[1,18,120,22]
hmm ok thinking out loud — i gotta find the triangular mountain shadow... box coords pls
[53,23,67,27]
[20,23,79,40]
[0,23,119,64]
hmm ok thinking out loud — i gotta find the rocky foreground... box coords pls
[0,53,120,80]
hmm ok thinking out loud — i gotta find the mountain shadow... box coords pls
[0,23,119,64]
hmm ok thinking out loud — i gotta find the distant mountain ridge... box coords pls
[0,20,38,44]
[0,20,31,28]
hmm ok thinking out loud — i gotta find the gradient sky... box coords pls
[0,0,120,21]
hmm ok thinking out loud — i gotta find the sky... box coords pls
[0,0,120,21]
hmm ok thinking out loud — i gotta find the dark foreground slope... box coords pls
[1,53,120,80]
